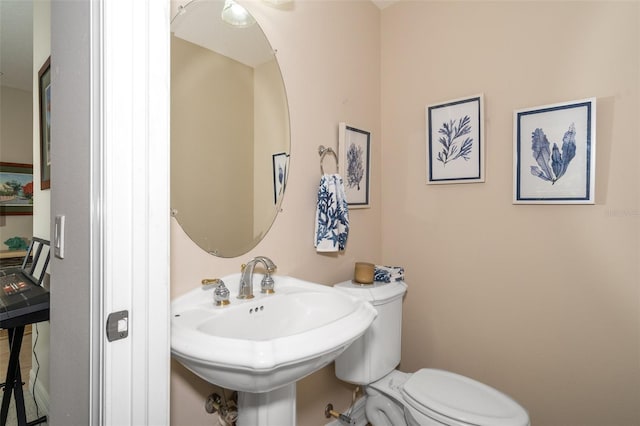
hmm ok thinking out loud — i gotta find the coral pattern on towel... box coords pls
[315,174,349,252]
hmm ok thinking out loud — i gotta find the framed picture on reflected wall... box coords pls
[38,56,51,190]
[513,98,596,204]
[272,152,288,204]
[426,95,484,184]
[339,123,370,209]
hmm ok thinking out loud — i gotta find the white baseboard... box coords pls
[325,396,367,426]
[29,369,50,417]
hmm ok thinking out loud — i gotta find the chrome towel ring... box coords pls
[318,145,339,174]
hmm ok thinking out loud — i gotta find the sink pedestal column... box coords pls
[237,383,296,426]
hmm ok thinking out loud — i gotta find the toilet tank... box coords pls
[333,280,408,385]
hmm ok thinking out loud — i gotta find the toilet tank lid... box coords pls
[333,280,407,305]
[402,369,529,426]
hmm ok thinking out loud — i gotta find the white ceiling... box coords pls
[0,0,33,92]
[172,0,275,68]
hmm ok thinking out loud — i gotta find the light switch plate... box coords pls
[54,215,65,259]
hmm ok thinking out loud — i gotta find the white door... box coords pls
[49,1,170,425]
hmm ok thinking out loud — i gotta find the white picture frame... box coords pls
[513,98,596,204]
[426,95,484,184]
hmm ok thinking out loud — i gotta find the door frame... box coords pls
[49,1,170,424]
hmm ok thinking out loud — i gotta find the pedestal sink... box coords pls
[171,273,377,425]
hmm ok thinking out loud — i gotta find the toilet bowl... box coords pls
[367,369,529,426]
[333,280,530,426]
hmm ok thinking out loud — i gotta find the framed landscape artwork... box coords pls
[0,162,34,216]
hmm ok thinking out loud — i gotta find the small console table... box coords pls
[0,251,27,260]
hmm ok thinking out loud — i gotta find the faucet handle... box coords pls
[202,278,222,287]
[261,273,275,294]
[213,280,230,306]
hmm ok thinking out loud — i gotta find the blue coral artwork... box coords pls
[427,95,484,184]
[339,123,371,208]
[272,152,289,204]
[514,98,596,204]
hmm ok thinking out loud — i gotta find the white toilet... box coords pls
[334,280,530,426]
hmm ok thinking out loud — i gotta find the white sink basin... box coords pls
[171,273,377,393]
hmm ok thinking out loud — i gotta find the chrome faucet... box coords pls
[238,256,277,299]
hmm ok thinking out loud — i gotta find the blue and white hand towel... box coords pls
[374,265,405,282]
[315,174,349,252]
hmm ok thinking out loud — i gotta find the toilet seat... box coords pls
[401,369,529,426]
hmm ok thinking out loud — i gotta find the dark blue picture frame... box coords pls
[514,98,596,204]
[426,95,484,184]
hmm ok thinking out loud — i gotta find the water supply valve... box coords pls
[324,403,356,425]
[205,392,238,425]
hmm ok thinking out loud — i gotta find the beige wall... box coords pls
[0,86,33,244]
[254,58,290,239]
[32,0,50,242]
[171,35,254,255]
[0,86,32,163]
[170,1,382,425]
[31,0,51,411]
[381,2,639,426]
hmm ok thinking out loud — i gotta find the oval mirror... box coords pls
[170,0,290,258]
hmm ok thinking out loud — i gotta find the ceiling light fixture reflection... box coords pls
[221,0,256,28]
